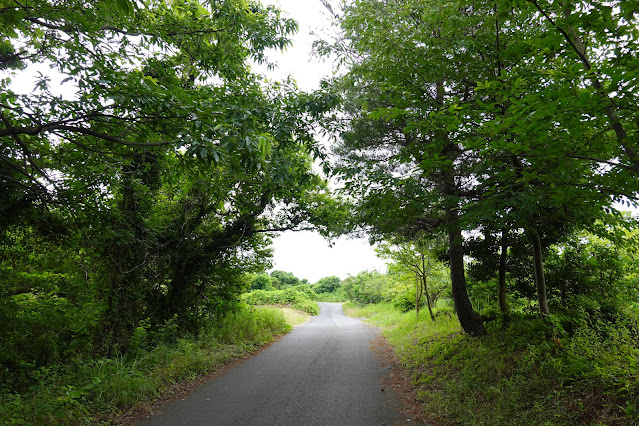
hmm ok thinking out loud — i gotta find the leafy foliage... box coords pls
[0,0,338,395]
[322,0,639,332]
[312,276,341,294]
[242,287,319,315]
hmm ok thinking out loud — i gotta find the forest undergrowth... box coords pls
[345,302,639,425]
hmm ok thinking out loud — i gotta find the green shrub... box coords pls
[0,305,291,424]
[391,288,428,313]
[250,274,274,291]
[242,287,319,315]
[312,276,341,294]
[293,284,317,300]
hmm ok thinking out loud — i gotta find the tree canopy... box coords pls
[3,0,639,398]
[321,0,639,333]
[0,0,339,382]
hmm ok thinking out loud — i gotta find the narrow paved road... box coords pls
[140,302,406,425]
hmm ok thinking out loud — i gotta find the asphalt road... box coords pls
[139,302,406,425]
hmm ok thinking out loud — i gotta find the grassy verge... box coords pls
[315,292,348,303]
[0,305,298,425]
[345,302,639,425]
[261,305,311,327]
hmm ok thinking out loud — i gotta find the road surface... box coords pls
[140,302,407,425]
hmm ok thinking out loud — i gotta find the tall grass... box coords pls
[0,305,290,425]
[346,303,639,425]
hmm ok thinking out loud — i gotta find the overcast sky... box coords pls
[258,0,387,283]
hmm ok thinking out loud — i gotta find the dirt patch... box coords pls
[370,332,448,425]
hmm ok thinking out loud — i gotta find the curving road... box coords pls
[139,302,406,425]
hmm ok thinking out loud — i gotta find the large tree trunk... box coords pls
[446,208,486,336]
[528,225,550,315]
[435,77,485,335]
[498,229,509,314]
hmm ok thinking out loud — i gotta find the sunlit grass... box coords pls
[272,306,311,326]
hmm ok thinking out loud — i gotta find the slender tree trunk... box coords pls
[528,225,550,315]
[423,276,436,322]
[415,273,421,317]
[446,207,486,336]
[421,254,436,322]
[498,229,509,314]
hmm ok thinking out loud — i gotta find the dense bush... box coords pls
[392,289,426,313]
[312,276,341,293]
[250,273,274,291]
[466,229,639,317]
[341,270,390,304]
[0,305,289,424]
[341,269,448,314]
[242,287,319,315]
[270,270,308,289]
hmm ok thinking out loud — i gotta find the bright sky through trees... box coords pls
[260,0,387,282]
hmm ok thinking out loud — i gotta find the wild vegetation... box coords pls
[3,0,639,424]
[320,0,639,335]
[341,234,639,424]
[0,305,290,424]
[243,270,348,313]
[0,0,337,422]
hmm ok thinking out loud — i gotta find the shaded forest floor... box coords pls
[345,302,639,425]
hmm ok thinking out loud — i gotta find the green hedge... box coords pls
[242,287,319,315]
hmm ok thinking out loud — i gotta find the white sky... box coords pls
[258,0,387,283]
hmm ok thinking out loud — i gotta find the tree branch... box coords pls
[1,122,173,147]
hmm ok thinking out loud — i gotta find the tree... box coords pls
[377,236,448,321]
[324,0,626,324]
[341,270,389,305]
[313,276,341,294]
[0,0,340,351]
[251,274,275,291]
[270,270,301,289]
[325,0,506,335]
